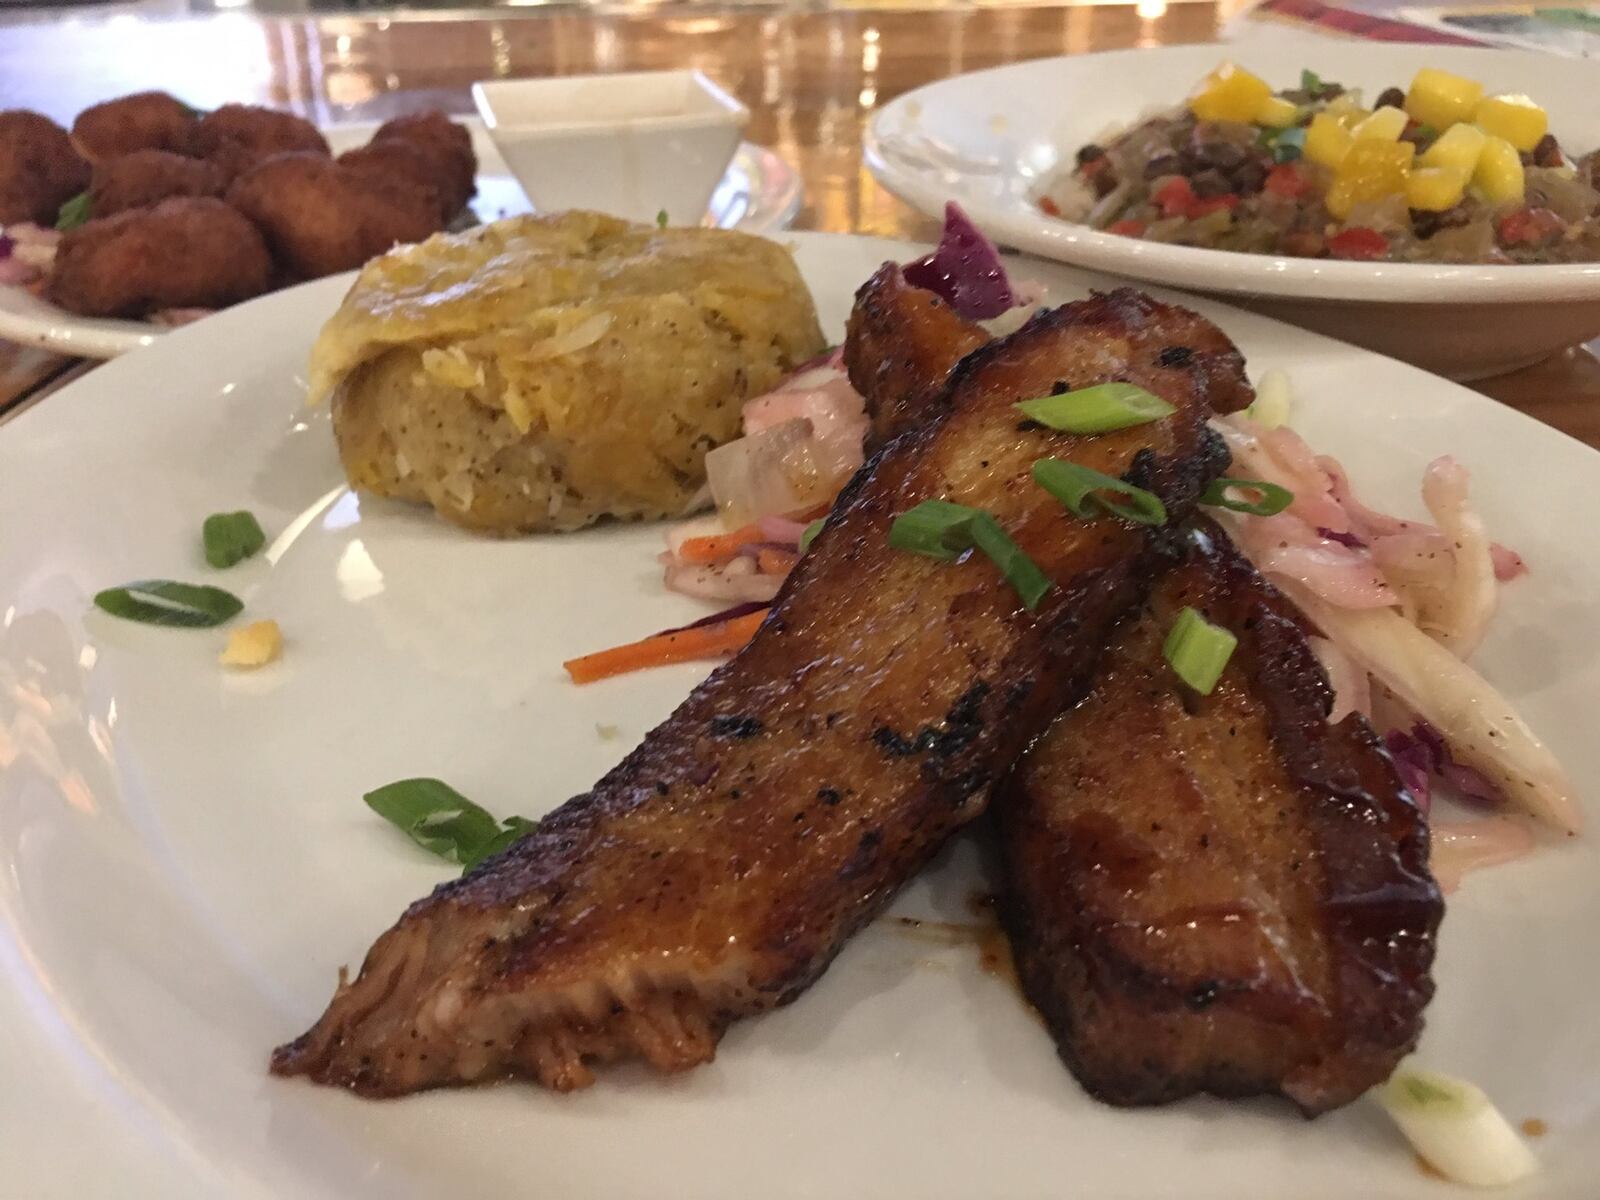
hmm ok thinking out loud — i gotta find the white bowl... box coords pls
[472,70,749,227]
[865,37,1600,380]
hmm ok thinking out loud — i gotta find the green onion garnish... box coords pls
[1301,68,1326,97]
[967,512,1052,610]
[798,517,825,554]
[1200,478,1294,516]
[888,499,981,562]
[889,500,1052,610]
[364,777,539,872]
[1032,458,1167,526]
[1015,382,1175,434]
[1163,606,1237,695]
[1266,126,1306,163]
[93,579,243,627]
[655,209,669,229]
[202,510,266,568]
[55,191,92,232]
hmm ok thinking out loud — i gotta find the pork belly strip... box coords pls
[271,289,1237,1096]
[997,519,1443,1115]
[843,262,989,444]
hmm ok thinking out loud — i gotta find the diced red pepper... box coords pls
[1107,218,1146,236]
[1326,226,1390,261]
[1188,194,1240,219]
[1038,195,1061,217]
[1264,164,1310,198]
[1497,206,1565,247]
[1153,177,1196,219]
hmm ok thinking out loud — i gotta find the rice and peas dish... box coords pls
[1037,62,1600,263]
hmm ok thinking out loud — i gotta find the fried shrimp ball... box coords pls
[337,141,449,224]
[225,152,443,280]
[372,111,476,216]
[192,103,329,171]
[0,110,90,225]
[46,196,272,317]
[89,149,227,217]
[71,91,196,163]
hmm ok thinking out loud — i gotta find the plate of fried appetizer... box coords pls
[0,91,801,358]
[0,208,1595,1198]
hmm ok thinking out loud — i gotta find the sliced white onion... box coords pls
[1431,817,1537,894]
[1282,584,1581,835]
[1416,456,1497,658]
[663,559,782,604]
[1377,1065,1538,1188]
[705,417,860,529]
[1246,367,1292,429]
[1309,635,1370,723]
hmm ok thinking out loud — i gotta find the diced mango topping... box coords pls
[1474,94,1547,153]
[1406,166,1469,213]
[1421,122,1488,174]
[1323,92,1368,129]
[1188,62,1273,124]
[1326,139,1415,220]
[1405,68,1484,131]
[1352,106,1409,142]
[1472,135,1525,206]
[220,619,283,669]
[1304,112,1355,169]
[1253,95,1300,129]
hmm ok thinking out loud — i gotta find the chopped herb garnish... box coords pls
[1300,68,1328,97]
[656,209,669,229]
[1163,606,1237,695]
[1032,458,1167,526]
[93,580,243,627]
[967,512,1051,609]
[1200,478,1294,516]
[364,777,538,871]
[56,191,92,232]
[889,499,980,562]
[1265,125,1306,163]
[1015,382,1175,434]
[202,510,266,568]
[798,517,825,553]
[889,500,1051,609]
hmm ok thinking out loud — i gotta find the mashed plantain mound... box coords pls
[310,210,826,535]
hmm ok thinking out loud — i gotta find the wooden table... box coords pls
[2,3,1597,442]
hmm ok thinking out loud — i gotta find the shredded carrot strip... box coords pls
[676,522,763,565]
[756,547,799,576]
[564,609,768,685]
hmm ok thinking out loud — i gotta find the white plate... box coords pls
[2,232,1597,1199]
[865,38,1600,378]
[0,117,801,361]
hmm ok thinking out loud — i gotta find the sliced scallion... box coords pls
[1200,478,1294,516]
[202,510,266,568]
[889,500,1052,610]
[364,777,538,872]
[55,191,91,232]
[1032,458,1167,526]
[1377,1066,1538,1188]
[1163,606,1237,694]
[798,518,825,554]
[93,579,243,628]
[888,499,979,562]
[1015,382,1175,434]
[967,513,1052,610]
